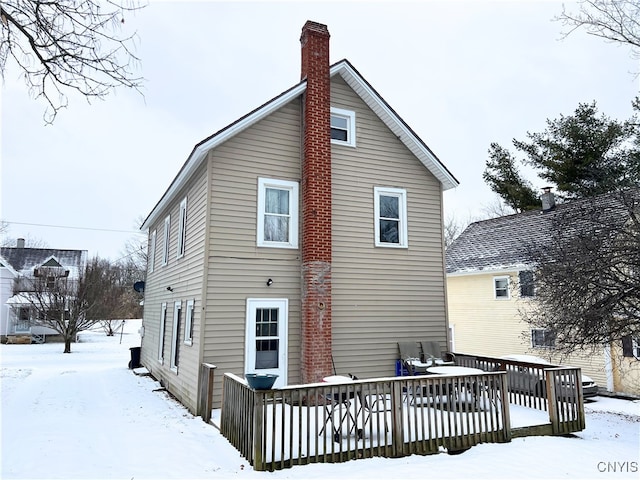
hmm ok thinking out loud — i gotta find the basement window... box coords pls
[330,108,356,147]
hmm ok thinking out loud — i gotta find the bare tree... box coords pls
[522,189,640,354]
[1,0,145,122]
[557,0,640,60]
[18,262,100,353]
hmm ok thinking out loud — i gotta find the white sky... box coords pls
[1,0,638,260]
[2,320,639,479]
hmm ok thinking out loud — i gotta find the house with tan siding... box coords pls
[446,190,640,397]
[139,21,459,415]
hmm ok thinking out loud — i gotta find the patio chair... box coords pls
[319,374,358,442]
[397,341,429,375]
[420,340,455,365]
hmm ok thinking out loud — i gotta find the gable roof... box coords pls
[446,190,639,275]
[141,59,459,231]
[0,248,87,276]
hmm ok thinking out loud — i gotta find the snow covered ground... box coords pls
[1,320,638,479]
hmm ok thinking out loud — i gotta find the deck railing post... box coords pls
[499,372,511,442]
[252,390,265,471]
[390,379,404,457]
[546,370,560,434]
[200,363,217,423]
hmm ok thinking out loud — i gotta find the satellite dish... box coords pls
[133,281,145,293]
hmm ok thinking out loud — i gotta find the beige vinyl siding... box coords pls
[330,76,448,378]
[140,161,208,414]
[202,99,302,407]
[447,272,609,389]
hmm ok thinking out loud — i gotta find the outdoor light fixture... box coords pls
[166,286,173,292]
[266,279,273,287]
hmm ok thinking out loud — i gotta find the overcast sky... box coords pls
[1,0,638,260]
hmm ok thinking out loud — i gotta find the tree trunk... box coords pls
[64,337,72,353]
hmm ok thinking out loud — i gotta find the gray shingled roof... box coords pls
[0,248,87,274]
[446,190,639,275]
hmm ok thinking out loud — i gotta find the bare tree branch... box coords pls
[1,0,145,123]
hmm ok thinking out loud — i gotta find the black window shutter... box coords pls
[622,336,633,357]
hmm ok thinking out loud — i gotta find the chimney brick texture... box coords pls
[300,21,333,384]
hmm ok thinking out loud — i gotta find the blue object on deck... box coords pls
[395,359,410,377]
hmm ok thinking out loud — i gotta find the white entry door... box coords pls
[245,298,288,388]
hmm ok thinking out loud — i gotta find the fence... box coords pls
[220,370,510,471]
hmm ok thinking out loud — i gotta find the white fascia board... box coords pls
[141,82,307,231]
[446,264,531,277]
[330,61,459,191]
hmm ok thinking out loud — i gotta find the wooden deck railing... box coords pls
[454,354,585,435]
[220,371,510,471]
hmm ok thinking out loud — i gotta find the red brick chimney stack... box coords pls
[300,21,333,384]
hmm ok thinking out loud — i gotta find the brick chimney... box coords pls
[300,21,333,384]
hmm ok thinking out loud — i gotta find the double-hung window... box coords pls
[494,276,510,299]
[162,215,170,266]
[531,328,555,348]
[148,230,156,273]
[519,271,535,297]
[374,187,408,247]
[257,178,299,248]
[177,197,187,259]
[330,108,356,147]
[170,301,182,372]
[184,299,194,346]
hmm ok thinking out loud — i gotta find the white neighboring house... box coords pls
[0,239,87,343]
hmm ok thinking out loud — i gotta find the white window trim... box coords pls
[162,215,170,266]
[374,187,408,248]
[177,197,187,259]
[257,178,299,249]
[170,301,181,373]
[493,276,510,299]
[632,337,640,360]
[148,229,156,273]
[330,107,356,147]
[184,299,194,346]
[158,302,167,363]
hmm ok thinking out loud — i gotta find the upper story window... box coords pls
[374,187,408,248]
[494,276,510,299]
[184,299,195,346]
[148,229,156,273]
[177,197,187,259]
[531,328,556,348]
[519,270,535,297]
[257,178,299,249]
[622,336,640,360]
[330,107,356,147]
[162,215,170,266]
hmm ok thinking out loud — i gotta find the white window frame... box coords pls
[531,328,556,348]
[257,178,299,249]
[176,197,187,259]
[162,215,170,266]
[374,187,408,248]
[493,276,510,299]
[158,303,167,363]
[170,301,182,373]
[184,299,194,346]
[632,337,640,360]
[148,229,156,273]
[330,107,356,147]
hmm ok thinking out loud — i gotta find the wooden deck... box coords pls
[217,354,585,471]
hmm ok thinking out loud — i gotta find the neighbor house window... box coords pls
[519,270,535,297]
[531,329,555,348]
[148,229,156,273]
[494,276,510,299]
[176,198,187,259]
[374,187,408,247]
[170,301,182,372]
[257,178,299,248]
[184,299,194,346]
[330,107,356,147]
[158,303,167,363]
[622,336,640,360]
[162,215,171,266]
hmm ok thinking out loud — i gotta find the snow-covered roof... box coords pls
[446,190,639,275]
[141,59,459,231]
[0,248,87,279]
